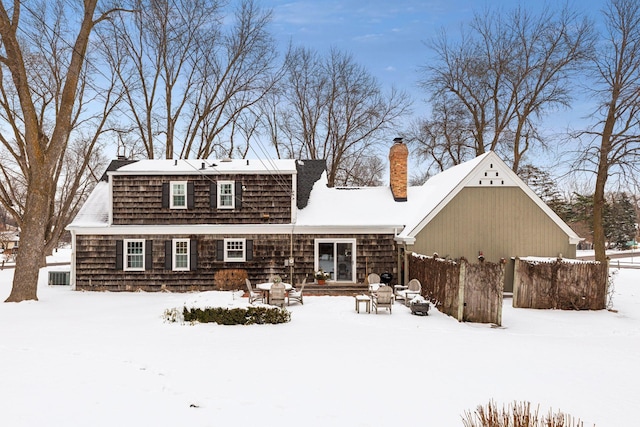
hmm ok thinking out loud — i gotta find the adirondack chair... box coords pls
[371,285,394,314]
[368,273,381,292]
[287,277,307,306]
[245,278,264,304]
[269,282,286,308]
[395,278,422,306]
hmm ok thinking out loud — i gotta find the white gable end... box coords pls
[463,156,518,187]
[397,152,581,245]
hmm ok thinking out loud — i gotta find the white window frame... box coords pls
[170,181,188,209]
[124,239,145,271]
[173,238,190,271]
[217,181,235,209]
[314,238,357,282]
[224,238,246,262]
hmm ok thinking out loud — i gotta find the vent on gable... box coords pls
[478,168,505,186]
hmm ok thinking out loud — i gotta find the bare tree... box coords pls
[0,1,121,302]
[576,0,640,263]
[406,96,475,176]
[421,5,594,171]
[279,46,411,187]
[103,0,280,160]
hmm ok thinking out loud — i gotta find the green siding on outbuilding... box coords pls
[410,187,576,292]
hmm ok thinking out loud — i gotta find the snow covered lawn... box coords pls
[0,250,638,426]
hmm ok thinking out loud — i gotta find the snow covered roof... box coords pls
[295,152,488,231]
[109,158,297,175]
[68,152,581,246]
[297,151,580,244]
[69,181,110,227]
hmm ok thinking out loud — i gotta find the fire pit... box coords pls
[410,297,430,316]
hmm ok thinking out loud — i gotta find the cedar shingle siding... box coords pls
[111,174,293,225]
[74,233,396,292]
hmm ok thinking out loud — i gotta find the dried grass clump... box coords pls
[461,400,593,427]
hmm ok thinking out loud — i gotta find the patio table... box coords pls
[354,294,370,313]
[257,282,292,304]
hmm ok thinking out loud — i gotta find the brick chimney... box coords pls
[389,137,408,202]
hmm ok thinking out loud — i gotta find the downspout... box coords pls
[70,230,76,291]
[393,227,404,285]
[289,226,294,284]
[290,170,297,283]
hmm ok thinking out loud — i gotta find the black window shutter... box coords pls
[216,239,224,261]
[145,240,153,270]
[210,182,217,208]
[246,239,253,261]
[187,182,195,209]
[235,181,242,209]
[190,239,198,271]
[164,240,172,270]
[162,183,169,208]
[115,240,123,270]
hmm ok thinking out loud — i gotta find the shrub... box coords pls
[214,269,248,291]
[181,305,291,325]
[461,400,593,427]
[163,307,183,323]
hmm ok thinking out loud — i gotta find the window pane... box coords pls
[127,241,144,269]
[174,241,188,269]
[337,242,353,281]
[318,242,334,279]
[219,183,233,207]
[172,183,186,207]
[226,240,244,259]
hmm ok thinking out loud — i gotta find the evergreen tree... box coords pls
[607,192,637,248]
[518,165,571,221]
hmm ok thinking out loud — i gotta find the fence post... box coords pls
[512,258,520,308]
[496,262,505,326]
[457,261,466,322]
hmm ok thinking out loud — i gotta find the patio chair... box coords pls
[371,285,394,314]
[245,278,264,304]
[395,278,422,306]
[269,282,286,308]
[287,277,307,306]
[368,273,381,293]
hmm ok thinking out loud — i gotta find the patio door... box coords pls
[315,239,356,282]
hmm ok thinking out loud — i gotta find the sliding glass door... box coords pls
[314,239,356,282]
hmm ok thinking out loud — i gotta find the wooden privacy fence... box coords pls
[513,257,607,310]
[409,253,504,325]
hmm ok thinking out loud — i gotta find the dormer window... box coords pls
[218,181,235,209]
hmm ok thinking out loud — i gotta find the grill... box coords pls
[380,272,392,285]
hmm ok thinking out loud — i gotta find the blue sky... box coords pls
[262,0,609,132]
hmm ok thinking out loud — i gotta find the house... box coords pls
[67,140,581,292]
[0,229,19,261]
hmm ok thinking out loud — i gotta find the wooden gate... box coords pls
[408,253,504,325]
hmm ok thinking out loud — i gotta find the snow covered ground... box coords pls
[0,249,638,426]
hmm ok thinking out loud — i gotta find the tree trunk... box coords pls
[5,172,49,302]
[0,0,100,303]
[593,105,616,265]
[593,160,608,265]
